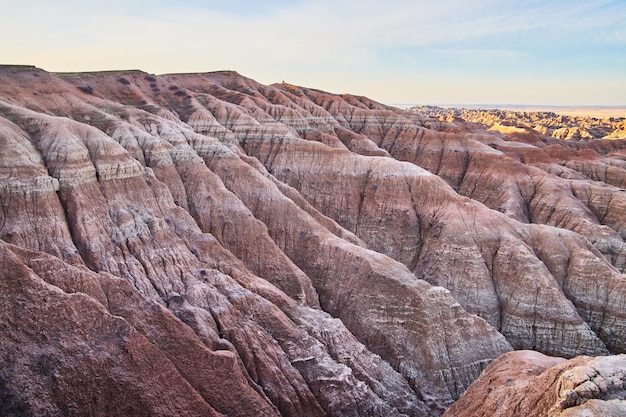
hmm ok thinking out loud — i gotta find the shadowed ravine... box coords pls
[1,65,625,416]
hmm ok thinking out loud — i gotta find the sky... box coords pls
[1,0,625,105]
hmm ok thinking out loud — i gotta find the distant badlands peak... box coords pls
[0,67,625,416]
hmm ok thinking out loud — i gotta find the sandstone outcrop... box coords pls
[443,350,626,417]
[1,65,626,416]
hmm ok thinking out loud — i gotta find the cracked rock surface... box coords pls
[443,350,626,417]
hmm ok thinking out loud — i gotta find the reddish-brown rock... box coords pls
[0,241,260,417]
[443,350,626,417]
[1,65,626,416]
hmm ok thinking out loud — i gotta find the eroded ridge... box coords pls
[1,66,625,416]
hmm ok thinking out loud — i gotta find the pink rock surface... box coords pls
[1,65,625,416]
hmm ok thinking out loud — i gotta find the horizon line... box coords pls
[387,103,626,108]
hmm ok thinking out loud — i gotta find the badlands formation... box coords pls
[413,105,626,140]
[0,65,625,416]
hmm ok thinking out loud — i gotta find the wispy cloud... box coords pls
[2,0,624,66]
[431,49,528,60]
[0,0,624,104]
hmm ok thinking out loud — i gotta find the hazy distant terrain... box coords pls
[413,105,626,119]
[491,106,626,119]
[411,105,626,140]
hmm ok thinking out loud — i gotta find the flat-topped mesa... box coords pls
[1,67,626,417]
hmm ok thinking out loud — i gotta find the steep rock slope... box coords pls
[1,65,625,415]
[0,242,275,417]
[188,72,625,356]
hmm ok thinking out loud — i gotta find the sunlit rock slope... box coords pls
[444,350,626,417]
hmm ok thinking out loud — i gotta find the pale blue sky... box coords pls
[1,0,625,105]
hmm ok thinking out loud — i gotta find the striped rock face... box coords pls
[0,65,625,416]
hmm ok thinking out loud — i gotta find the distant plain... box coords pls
[391,104,626,119]
[473,106,626,119]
